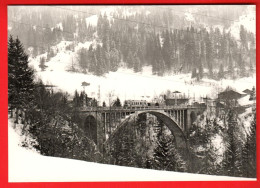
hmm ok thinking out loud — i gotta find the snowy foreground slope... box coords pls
[8,120,255,182]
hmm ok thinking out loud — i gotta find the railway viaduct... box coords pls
[79,105,205,157]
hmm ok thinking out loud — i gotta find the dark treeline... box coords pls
[79,13,255,79]
[72,90,98,108]
[8,6,255,79]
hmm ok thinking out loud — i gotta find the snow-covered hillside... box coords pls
[29,39,256,104]
[8,119,256,182]
[23,4,255,105]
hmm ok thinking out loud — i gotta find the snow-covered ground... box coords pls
[86,15,98,27]
[185,12,195,22]
[211,134,225,164]
[8,119,256,182]
[238,95,254,106]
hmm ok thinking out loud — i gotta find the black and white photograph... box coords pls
[7,5,256,181]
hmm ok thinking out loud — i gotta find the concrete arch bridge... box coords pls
[79,105,205,158]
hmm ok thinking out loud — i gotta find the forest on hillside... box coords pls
[8,6,256,80]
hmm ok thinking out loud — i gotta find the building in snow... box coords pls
[216,89,248,115]
[242,89,252,95]
[218,89,243,101]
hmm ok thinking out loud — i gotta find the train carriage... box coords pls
[123,100,160,109]
[124,100,148,108]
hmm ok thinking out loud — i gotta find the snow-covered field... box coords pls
[8,119,256,182]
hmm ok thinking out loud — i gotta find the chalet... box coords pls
[217,89,247,114]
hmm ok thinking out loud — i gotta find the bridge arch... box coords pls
[139,111,188,153]
[106,110,189,161]
[84,115,98,144]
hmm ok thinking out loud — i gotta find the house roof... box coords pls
[218,90,243,100]
[243,89,252,95]
[81,81,90,86]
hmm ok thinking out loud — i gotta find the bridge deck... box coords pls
[79,105,203,113]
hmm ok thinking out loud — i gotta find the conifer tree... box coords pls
[249,86,256,101]
[198,56,204,80]
[227,53,234,77]
[241,111,256,178]
[73,90,80,107]
[191,68,197,78]
[218,64,224,80]
[47,48,55,61]
[133,56,142,73]
[113,97,122,107]
[152,122,186,172]
[240,25,247,51]
[205,32,213,77]
[39,57,47,71]
[220,30,227,62]
[199,119,223,175]
[237,52,245,77]
[162,30,172,70]
[79,91,85,107]
[78,48,88,73]
[8,35,35,111]
[222,110,242,177]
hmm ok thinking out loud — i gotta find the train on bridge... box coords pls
[123,97,193,109]
[123,100,159,108]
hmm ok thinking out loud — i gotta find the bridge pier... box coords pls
[181,111,183,126]
[177,110,180,125]
[180,110,182,129]
[186,110,191,134]
[182,110,185,129]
